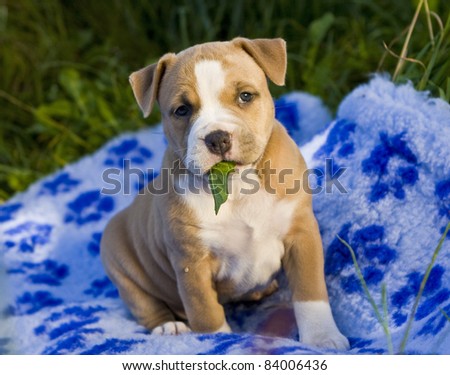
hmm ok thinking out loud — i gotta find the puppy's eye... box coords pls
[174,105,191,117]
[238,92,254,104]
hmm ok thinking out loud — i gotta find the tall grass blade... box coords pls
[337,236,394,354]
[423,0,435,46]
[418,12,450,90]
[440,308,450,323]
[393,0,424,80]
[398,221,450,354]
[382,41,426,72]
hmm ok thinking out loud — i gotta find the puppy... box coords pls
[100,38,349,349]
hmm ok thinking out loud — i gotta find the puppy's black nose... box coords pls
[205,130,232,155]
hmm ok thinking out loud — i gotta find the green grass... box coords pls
[338,235,394,354]
[441,308,450,322]
[0,0,449,201]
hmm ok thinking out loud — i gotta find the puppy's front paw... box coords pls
[294,301,349,351]
[302,330,350,350]
[214,320,232,333]
[152,321,191,335]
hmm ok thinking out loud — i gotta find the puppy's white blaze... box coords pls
[192,60,228,138]
[194,60,225,117]
[294,301,349,350]
[187,60,236,171]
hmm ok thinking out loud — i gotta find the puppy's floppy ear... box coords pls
[129,53,176,118]
[232,37,287,86]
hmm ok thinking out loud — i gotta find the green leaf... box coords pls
[208,161,236,215]
[35,99,73,119]
[308,12,334,45]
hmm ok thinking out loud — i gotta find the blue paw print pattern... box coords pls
[275,98,299,136]
[3,221,53,253]
[198,334,256,355]
[104,138,153,168]
[7,260,69,286]
[35,305,144,354]
[362,132,418,202]
[198,333,321,355]
[35,305,106,354]
[0,203,22,223]
[87,232,102,256]
[275,92,331,146]
[436,179,450,218]
[80,338,145,355]
[84,277,119,299]
[65,190,114,225]
[311,118,356,189]
[325,223,397,294]
[6,291,64,316]
[349,338,384,354]
[40,172,80,196]
[435,179,450,235]
[391,265,450,336]
[315,118,357,159]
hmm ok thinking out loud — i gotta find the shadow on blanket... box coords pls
[0,76,449,354]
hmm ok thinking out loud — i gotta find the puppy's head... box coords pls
[129,38,287,174]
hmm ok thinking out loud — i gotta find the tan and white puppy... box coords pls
[101,38,349,349]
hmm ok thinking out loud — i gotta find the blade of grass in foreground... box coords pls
[398,221,450,354]
[440,308,450,323]
[337,235,394,354]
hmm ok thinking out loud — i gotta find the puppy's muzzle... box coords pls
[204,130,232,156]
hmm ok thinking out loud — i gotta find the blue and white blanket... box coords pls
[1,76,449,354]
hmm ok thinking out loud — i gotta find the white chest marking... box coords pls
[179,171,297,295]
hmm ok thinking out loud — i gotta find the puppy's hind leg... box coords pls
[101,210,184,334]
[117,276,192,335]
[115,275,179,332]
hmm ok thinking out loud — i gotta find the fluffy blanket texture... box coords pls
[0,76,449,354]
